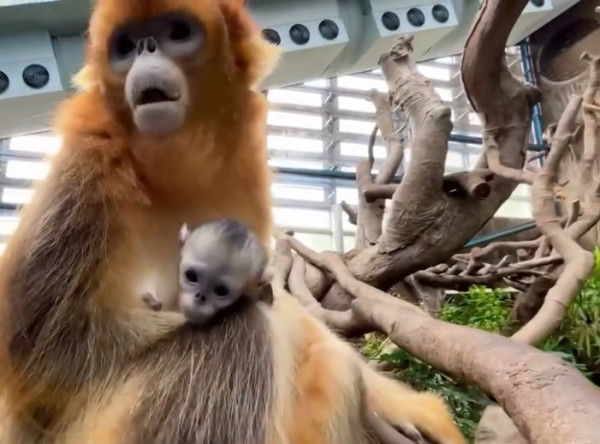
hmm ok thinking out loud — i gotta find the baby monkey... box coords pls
[142,218,273,326]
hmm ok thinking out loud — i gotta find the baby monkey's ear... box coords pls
[179,224,191,245]
[243,267,274,306]
[256,266,274,306]
[257,283,274,306]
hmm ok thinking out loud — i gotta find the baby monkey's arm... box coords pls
[141,292,163,311]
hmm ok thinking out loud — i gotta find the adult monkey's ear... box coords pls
[218,0,282,89]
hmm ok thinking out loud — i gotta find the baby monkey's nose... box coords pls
[194,293,207,302]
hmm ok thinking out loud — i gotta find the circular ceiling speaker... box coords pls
[289,24,310,45]
[407,8,426,27]
[319,19,339,40]
[0,71,9,95]
[381,12,400,31]
[432,5,450,23]
[22,64,50,89]
[262,28,281,45]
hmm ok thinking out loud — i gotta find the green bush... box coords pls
[362,248,600,440]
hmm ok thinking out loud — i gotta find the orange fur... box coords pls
[0,1,465,443]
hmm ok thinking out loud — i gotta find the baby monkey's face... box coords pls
[178,258,247,326]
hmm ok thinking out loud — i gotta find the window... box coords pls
[0,216,19,236]
[337,76,388,92]
[339,119,376,135]
[268,158,324,170]
[268,135,323,153]
[338,96,375,113]
[340,142,387,159]
[343,236,356,251]
[268,89,322,107]
[496,199,532,219]
[417,64,451,81]
[434,87,453,102]
[304,78,328,88]
[2,187,34,205]
[6,160,49,181]
[268,111,322,130]
[336,186,359,205]
[271,184,325,202]
[0,52,531,256]
[10,134,61,155]
[293,233,333,251]
[272,207,331,230]
[446,150,465,169]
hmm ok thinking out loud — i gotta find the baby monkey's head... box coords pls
[178,218,271,326]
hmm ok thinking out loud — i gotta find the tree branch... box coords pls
[512,95,594,345]
[287,234,600,443]
[352,297,600,444]
[377,36,452,252]
[486,146,535,185]
[309,1,539,298]
[369,90,406,184]
[341,201,358,226]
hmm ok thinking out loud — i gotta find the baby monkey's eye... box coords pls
[184,269,199,284]
[214,285,229,297]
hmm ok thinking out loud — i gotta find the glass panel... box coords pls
[2,187,34,204]
[272,207,331,230]
[267,111,322,129]
[271,184,325,202]
[293,232,333,251]
[267,135,323,153]
[496,199,533,218]
[0,215,19,236]
[513,184,532,198]
[268,158,325,170]
[10,134,61,155]
[268,89,322,107]
[343,236,356,251]
[446,150,465,168]
[417,64,451,81]
[338,96,375,113]
[434,87,453,102]
[337,76,388,92]
[339,119,376,135]
[304,78,328,87]
[340,142,386,159]
[336,186,359,205]
[5,160,49,180]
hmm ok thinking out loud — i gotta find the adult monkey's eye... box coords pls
[169,20,192,41]
[116,33,136,57]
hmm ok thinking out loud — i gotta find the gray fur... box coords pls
[178,218,269,325]
[128,300,274,444]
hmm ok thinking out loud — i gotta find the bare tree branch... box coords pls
[377,35,452,252]
[414,255,560,290]
[289,254,367,335]
[512,95,593,345]
[352,296,600,444]
[304,1,539,299]
[368,90,405,184]
[287,234,600,443]
[470,238,542,262]
[341,200,358,226]
[442,170,493,200]
[486,146,535,185]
